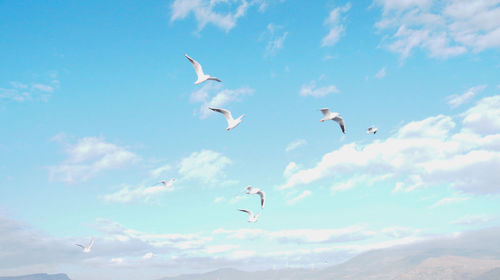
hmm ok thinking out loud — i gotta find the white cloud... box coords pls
[49,136,138,183]
[299,76,339,98]
[285,139,307,152]
[375,67,387,79]
[430,196,468,208]
[281,95,500,195]
[149,164,172,178]
[178,149,232,185]
[452,214,493,225]
[203,244,240,254]
[142,252,154,260]
[102,180,175,203]
[286,190,311,205]
[374,0,500,59]
[382,226,421,238]
[190,83,253,119]
[447,85,486,108]
[262,23,288,56]
[0,79,59,102]
[213,197,225,203]
[214,226,376,244]
[283,162,299,177]
[170,0,272,32]
[461,94,500,135]
[322,3,351,46]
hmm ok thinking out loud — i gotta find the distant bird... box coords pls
[319,108,346,134]
[185,54,221,85]
[366,126,378,134]
[75,238,94,253]
[238,209,260,223]
[160,178,176,189]
[209,107,245,131]
[245,186,266,208]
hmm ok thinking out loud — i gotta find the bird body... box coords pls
[185,54,221,85]
[366,127,378,134]
[238,209,260,223]
[319,108,346,134]
[209,107,245,130]
[75,238,94,253]
[245,186,266,208]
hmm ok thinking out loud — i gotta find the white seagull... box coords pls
[366,126,378,134]
[185,54,221,85]
[245,186,266,209]
[75,238,94,253]
[160,178,176,189]
[319,108,346,134]
[209,107,245,131]
[238,209,260,223]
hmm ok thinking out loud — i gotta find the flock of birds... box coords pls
[75,54,378,253]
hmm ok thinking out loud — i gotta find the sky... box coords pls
[1,0,500,279]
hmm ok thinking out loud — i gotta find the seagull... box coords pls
[160,178,176,189]
[366,126,378,134]
[238,209,260,223]
[185,54,221,85]
[75,238,94,253]
[209,107,245,131]
[319,108,346,134]
[245,186,266,209]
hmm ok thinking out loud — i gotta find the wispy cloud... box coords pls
[286,190,311,205]
[375,67,387,79]
[430,196,468,209]
[285,139,307,152]
[373,0,500,59]
[102,179,175,203]
[446,85,486,108]
[299,76,339,98]
[190,83,253,119]
[262,23,288,56]
[149,164,172,178]
[170,0,276,32]
[321,3,351,47]
[283,162,299,177]
[178,149,232,185]
[49,136,139,183]
[451,214,493,225]
[0,79,59,102]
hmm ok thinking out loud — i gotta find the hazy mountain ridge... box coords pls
[159,228,500,280]
[0,274,70,280]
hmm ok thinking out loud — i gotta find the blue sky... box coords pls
[1,0,500,279]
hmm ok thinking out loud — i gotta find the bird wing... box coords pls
[88,239,94,249]
[257,190,266,208]
[207,77,222,82]
[238,209,253,217]
[333,116,346,134]
[75,244,85,249]
[209,107,234,122]
[185,54,204,79]
[320,108,331,116]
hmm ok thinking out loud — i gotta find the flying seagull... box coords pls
[366,126,378,134]
[160,178,176,189]
[185,54,221,85]
[245,186,266,208]
[209,107,245,131]
[238,209,260,223]
[75,238,94,253]
[319,108,346,134]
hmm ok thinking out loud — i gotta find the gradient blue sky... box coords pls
[1,0,500,279]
